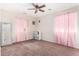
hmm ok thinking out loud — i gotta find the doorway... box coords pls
[1,23,12,46]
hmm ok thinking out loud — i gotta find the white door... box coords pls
[2,23,12,46]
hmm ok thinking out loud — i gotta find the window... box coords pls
[54,12,77,47]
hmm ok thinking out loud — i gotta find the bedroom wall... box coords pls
[37,6,79,48]
[75,9,79,48]
[0,47,1,56]
[36,15,55,42]
[0,9,35,45]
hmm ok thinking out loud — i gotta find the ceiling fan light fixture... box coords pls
[28,3,46,14]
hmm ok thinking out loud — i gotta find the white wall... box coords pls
[0,47,1,56]
[75,10,79,48]
[37,7,79,49]
[0,9,36,45]
[36,14,55,42]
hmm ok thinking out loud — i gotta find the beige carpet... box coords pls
[1,39,79,56]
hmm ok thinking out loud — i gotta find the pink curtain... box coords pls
[54,12,76,47]
[16,17,28,42]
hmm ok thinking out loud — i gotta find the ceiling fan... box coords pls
[28,3,46,14]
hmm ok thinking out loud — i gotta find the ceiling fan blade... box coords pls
[39,9,45,12]
[32,3,36,7]
[35,9,38,14]
[39,5,46,8]
[27,8,35,10]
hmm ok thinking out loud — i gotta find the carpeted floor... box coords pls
[1,39,79,56]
